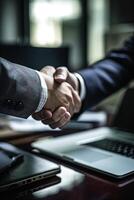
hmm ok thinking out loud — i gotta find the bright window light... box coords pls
[30,0,81,46]
[31,0,81,21]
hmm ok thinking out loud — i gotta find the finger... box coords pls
[50,112,71,129]
[32,109,52,121]
[54,67,68,83]
[41,107,67,125]
[67,87,76,116]
[41,118,55,125]
[59,112,71,129]
[71,89,81,113]
[52,107,67,122]
[32,112,43,121]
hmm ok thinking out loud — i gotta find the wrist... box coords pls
[74,73,86,100]
[68,72,79,93]
[73,73,80,93]
[40,72,57,111]
[40,72,54,90]
[35,71,48,112]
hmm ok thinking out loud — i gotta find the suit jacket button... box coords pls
[15,101,24,111]
[5,99,14,109]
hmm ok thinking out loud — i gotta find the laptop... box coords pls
[0,142,60,192]
[32,88,134,179]
[0,176,61,199]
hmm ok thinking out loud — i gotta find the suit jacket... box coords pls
[78,35,134,112]
[0,57,41,118]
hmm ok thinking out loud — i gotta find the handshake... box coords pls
[32,66,82,129]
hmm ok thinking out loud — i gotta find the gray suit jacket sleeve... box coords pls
[0,57,42,118]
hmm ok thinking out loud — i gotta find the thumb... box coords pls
[54,67,68,83]
[41,66,56,77]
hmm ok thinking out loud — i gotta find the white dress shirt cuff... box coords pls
[74,73,86,101]
[35,71,48,112]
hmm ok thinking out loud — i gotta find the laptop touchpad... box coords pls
[63,147,111,163]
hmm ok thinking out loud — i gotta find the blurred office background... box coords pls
[0,0,134,112]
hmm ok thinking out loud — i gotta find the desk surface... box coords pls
[1,128,134,200]
[1,146,133,200]
[2,163,134,200]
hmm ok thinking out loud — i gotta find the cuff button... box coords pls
[15,101,24,111]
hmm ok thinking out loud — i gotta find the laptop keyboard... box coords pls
[84,138,134,159]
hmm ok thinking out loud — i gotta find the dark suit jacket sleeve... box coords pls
[78,35,134,112]
[0,57,42,118]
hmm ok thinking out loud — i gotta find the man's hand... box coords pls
[54,67,79,92]
[32,66,81,128]
[39,66,81,129]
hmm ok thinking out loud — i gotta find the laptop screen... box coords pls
[112,88,134,133]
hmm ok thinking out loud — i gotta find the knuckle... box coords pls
[58,66,67,71]
[65,103,69,112]
[66,94,73,103]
